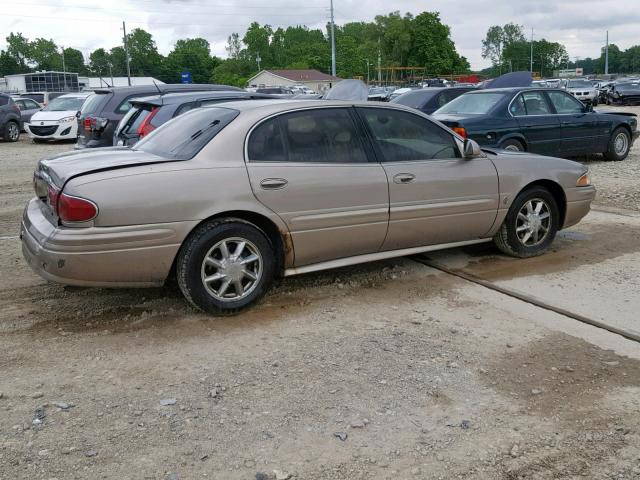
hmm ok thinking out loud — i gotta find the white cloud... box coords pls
[0,0,637,70]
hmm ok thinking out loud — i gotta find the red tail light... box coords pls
[11,104,20,114]
[47,184,60,215]
[452,127,467,138]
[57,193,98,222]
[83,117,92,131]
[137,107,159,138]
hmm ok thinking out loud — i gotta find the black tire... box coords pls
[176,218,276,315]
[500,138,525,152]
[3,121,20,142]
[592,98,598,107]
[493,186,560,258]
[603,127,631,161]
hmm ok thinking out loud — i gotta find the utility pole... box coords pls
[61,46,67,91]
[122,21,132,86]
[109,63,114,87]
[329,0,336,77]
[530,28,534,73]
[365,59,370,84]
[256,53,261,72]
[377,38,382,84]
[604,30,609,75]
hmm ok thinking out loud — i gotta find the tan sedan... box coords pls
[22,100,596,314]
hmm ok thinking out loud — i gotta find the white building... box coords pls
[247,69,341,93]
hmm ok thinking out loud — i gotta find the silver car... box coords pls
[22,100,596,314]
[563,79,599,105]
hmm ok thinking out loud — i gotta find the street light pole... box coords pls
[122,21,132,86]
[365,59,370,84]
[329,0,336,76]
[256,54,261,72]
[605,30,609,75]
[530,27,534,73]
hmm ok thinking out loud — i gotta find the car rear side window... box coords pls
[510,95,527,116]
[249,109,367,163]
[248,118,286,161]
[0,95,9,106]
[357,107,459,161]
[546,91,584,114]
[520,91,552,115]
[133,106,239,160]
[174,102,199,116]
[80,93,109,115]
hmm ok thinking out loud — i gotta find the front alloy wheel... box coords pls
[515,198,551,247]
[6,122,20,142]
[493,186,559,258]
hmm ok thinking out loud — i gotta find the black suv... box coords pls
[0,93,22,142]
[75,83,242,149]
[114,91,273,147]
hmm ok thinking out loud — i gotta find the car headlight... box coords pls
[57,116,76,124]
[576,172,591,187]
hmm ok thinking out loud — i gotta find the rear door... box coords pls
[511,91,561,155]
[356,106,499,250]
[545,90,597,155]
[245,107,389,267]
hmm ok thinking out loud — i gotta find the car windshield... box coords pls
[567,80,592,88]
[391,90,437,108]
[133,106,239,160]
[435,92,504,115]
[43,96,86,112]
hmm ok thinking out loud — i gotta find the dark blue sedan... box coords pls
[432,87,639,161]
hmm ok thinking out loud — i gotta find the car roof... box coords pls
[90,84,242,95]
[209,99,420,115]
[466,87,566,95]
[131,90,270,106]
[57,92,92,98]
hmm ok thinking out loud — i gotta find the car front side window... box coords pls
[546,91,584,114]
[357,107,459,161]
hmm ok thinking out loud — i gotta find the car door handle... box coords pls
[260,178,288,189]
[393,173,416,184]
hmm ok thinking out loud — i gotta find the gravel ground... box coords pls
[1,118,640,479]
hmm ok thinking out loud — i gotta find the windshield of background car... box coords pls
[435,92,505,115]
[20,93,44,103]
[567,80,592,88]
[43,96,87,112]
[79,93,110,115]
[133,106,239,160]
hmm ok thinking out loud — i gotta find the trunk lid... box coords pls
[36,148,175,188]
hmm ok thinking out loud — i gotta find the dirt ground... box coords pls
[1,110,640,480]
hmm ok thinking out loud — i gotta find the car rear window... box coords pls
[121,106,153,135]
[20,93,44,103]
[435,92,505,115]
[133,106,239,160]
[391,90,436,108]
[0,95,8,106]
[80,93,110,115]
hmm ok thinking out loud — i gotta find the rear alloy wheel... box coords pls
[493,186,559,258]
[500,139,525,152]
[4,121,20,142]
[603,127,631,161]
[176,219,276,315]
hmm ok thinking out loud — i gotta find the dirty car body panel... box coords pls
[22,100,595,296]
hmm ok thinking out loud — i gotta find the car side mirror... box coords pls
[463,138,482,159]
[75,110,81,118]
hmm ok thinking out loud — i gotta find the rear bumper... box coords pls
[21,198,196,287]
[563,185,596,229]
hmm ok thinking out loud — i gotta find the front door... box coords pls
[245,107,389,266]
[356,107,500,251]
[545,90,597,155]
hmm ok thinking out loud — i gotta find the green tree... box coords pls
[29,38,62,71]
[482,23,525,74]
[243,22,273,69]
[0,50,22,75]
[225,33,242,60]
[409,12,469,75]
[126,28,164,77]
[164,38,219,83]
[62,47,86,75]
[210,58,253,86]
[6,32,32,71]
[89,48,111,76]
